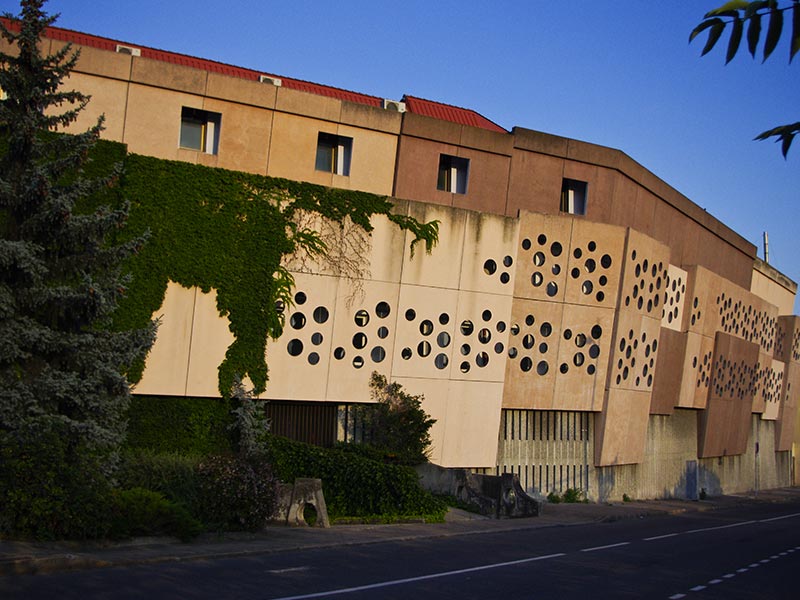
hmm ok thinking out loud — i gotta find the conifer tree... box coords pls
[0,0,154,537]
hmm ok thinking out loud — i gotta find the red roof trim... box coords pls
[402,95,507,134]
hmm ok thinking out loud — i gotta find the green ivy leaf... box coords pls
[763,4,784,61]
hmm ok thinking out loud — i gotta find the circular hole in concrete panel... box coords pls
[539,342,548,353]
[546,282,558,297]
[478,328,492,344]
[521,357,532,371]
[625,346,632,359]
[552,264,561,276]
[620,339,626,352]
[564,329,573,340]
[635,376,641,387]
[405,308,416,321]
[601,254,612,268]
[652,340,658,352]
[375,302,391,319]
[308,352,320,365]
[537,234,547,245]
[652,264,658,277]
[460,343,471,355]
[496,321,506,333]
[637,297,644,310]
[461,320,474,335]
[533,252,546,267]
[377,326,389,339]
[500,272,510,284]
[585,258,596,273]
[525,315,535,327]
[354,310,370,327]
[353,356,364,369]
[596,292,605,302]
[401,347,412,360]
[313,306,329,324]
[532,272,544,287]
[574,248,583,259]
[417,341,431,357]
[420,320,433,335]
[582,280,593,295]
[623,366,629,380]
[571,267,581,279]
[589,344,600,359]
[290,313,306,329]
[353,332,367,349]
[508,347,518,359]
[522,238,531,250]
[588,241,597,251]
[275,300,285,314]
[484,259,497,275]
[287,339,303,356]
[295,291,307,305]
[551,242,563,257]
[523,334,535,349]
[560,363,569,374]
[434,354,448,370]
[625,296,631,307]
[437,331,451,348]
[575,333,587,347]
[371,346,386,363]
[647,374,653,387]
[476,352,489,367]
[588,364,596,375]
[536,361,549,375]
[460,361,471,373]
[482,309,493,322]
[591,325,603,339]
[632,285,639,299]
[439,312,450,325]
[334,347,345,360]
[617,375,622,385]
[503,255,513,267]
[574,353,585,367]
[511,323,520,335]
[643,258,649,272]
[631,250,637,261]
[635,264,641,278]
[311,332,323,345]
[541,322,553,337]
[599,275,608,286]
[647,300,653,312]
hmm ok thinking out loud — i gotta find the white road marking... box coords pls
[758,512,800,523]
[690,585,707,592]
[268,567,310,574]
[737,568,749,573]
[708,579,723,584]
[684,520,756,534]
[722,573,735,579]
[268,553,566,600]
[644,533,678,541]
[668,594,686,599]
[580,542,630,552]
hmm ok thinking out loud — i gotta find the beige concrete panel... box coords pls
[274,86,342,122]
[683,265,720,336]
[757,355,784,420]
[205,72,277,109]
[201,97,270,175]
[185,288,235,397]
[553,304,616,412]
[650,328,685,415]
[618,228,671,320]
[660,265,688,331]
[608,311,662,394]
[502,299,564,409]
[708,332,760,404]
[697,394,753,458]
[335,123,397,195]
[775,316,800,364]
[450,291,513,383]
[438,380,504,468]
[327,280,402,402]
[340,102,402,134]
[131,57,207,95]
[506,150,563,217]
[122,83,201,159]
[711,278,779,355]
[458,211,519,295]
[677,332,715,410]
[513,211,573,302]
[61,72,128,141]
[59,42,134,80]
[775,362,800,451]
[750,260,797,315]
[451,149,511,216]
[267,112,334,186]
[365,208,408,284]
[391,285,459,380]
[400,203,466,289]
[263,273,340,401]
[594,388,651,466]
[135,282,194,396]
[563,219,626,309]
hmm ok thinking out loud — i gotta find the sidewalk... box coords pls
[2,487,799,577]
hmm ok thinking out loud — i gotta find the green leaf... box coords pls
[690,18,724,43]
[747,12,763,56]
[704,21,728,55]
[706,0,749,18]
[763,4,784,61]
[727,16,744,62]
[745,1,771,19]
[791,1,800,61]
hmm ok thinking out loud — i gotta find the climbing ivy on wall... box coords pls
[106,152,438,397]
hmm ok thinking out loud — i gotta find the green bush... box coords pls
[266,435,446,521]
[117,449,202,514]
[109,488,203,542]
[547,488,587,504]
[196,453,279,532]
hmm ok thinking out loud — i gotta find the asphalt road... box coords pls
[3,501,799,599]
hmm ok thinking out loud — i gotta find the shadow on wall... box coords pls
[596,460,722,502]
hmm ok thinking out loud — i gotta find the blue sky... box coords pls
[11,1,800,311]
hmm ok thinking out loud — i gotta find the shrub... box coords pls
[547,488,587,504]
[196,453,278,532]
[117,449,202,514]
[109,488,203,542]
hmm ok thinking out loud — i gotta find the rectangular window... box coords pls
[560,178,587,215]
[180,107,221,154]
[437,154,469,194]
[315,132,352,176]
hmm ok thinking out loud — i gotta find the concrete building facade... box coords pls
[5,21,798,501]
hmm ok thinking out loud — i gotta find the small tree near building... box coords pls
[0,0,155,538]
